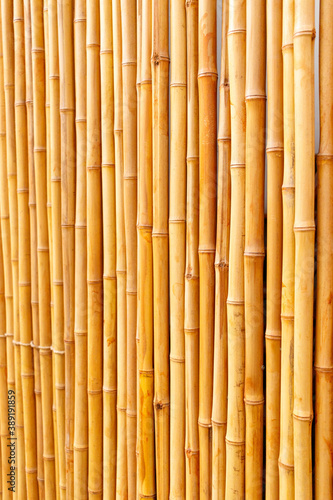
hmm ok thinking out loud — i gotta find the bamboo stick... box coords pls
[198,0,217,495]
[244,0,266,497]
[120,0,137,492]
[14,0,39,495]
[184,0,199,495]
[152,0,169,495]
[225,0,246,498]
[87,0,103,497]
[314,1,333,498]
[293,0,315,497]
[169,0,186,494]
[31,0,56,496]
[211,0,230,496]
[278,0,295,495]
[100,0,117,496]
[137,0,155,494]
[265,0,283,495]
[73,0,88,497]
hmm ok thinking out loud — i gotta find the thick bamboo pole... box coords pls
[244,0,266,497]
[73,0,88,498]
[225,0,246,498]
[152,0,169,496]
[266,0,283,495]
[184,0,199,495]
[14,0,39,496]
[198,0,217,495]
[293,0,315,497]
[57,2,76,494]
[137,0,155,494]
[120,0,137,493]
[31,0,56,496]
[212,0,230,496]
[278,0,294,495]
[169,0,186,495]
[314,1,333,497]
[87,0,103,497]
[100,0,117,496]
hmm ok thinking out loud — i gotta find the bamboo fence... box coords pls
[0,0,330,498]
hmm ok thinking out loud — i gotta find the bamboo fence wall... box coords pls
[0,0,329,498]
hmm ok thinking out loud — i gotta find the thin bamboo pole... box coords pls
[244,0,266,497]
[265,0,283,495]
[31,0,56,496]
[314,1,333,498]
[198,0,217,495]
[169,0,186,494]
[152,0,169,496]
[23,0,45,496]
[120,0,137,493]
[87,0,103,497]
[225,0,246,498]
[278,0,295,496]
[14,0,39,496]
[57,3,76,494]
[100,0,117,496]
[73,0,88,497]
[137,0,155,494]
[211,0,230,496]
[293,0,315,497]
[184,0,199,495]
[0,1,26,496]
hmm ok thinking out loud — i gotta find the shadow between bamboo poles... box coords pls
[315,0,333,497]
[265,0,283,495]
[198,0,217,496]
[211,0,230,496]
[73,0,88,497]
[293,1,315,497]
[137,0,155,495]
[14,0,39,496]
[184,0,199,496]
[100,0,117,496]
[23,0,45,495]
[86,1,103,498]
[1,0,26,496]
[169,0,186,495]
[120,0,137,493]
[278,0,295,495]
[31,0,57,496]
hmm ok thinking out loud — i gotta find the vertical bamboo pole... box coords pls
[244,0,266,497]
[73,0,88,497]
[266,0,283,496]
[120,0,137,493]
[184,0,199,495]
[1,0,26,496]
[293,0,315,497]
[198,0,217,495]
[225,0,246,498]
[57,2,76,494]
[23,0,45,496]
[137,0,155,494]
[211,0,230,496]
[31,0,56,496]
[100,0,117,496]
[14,0,39,495]
[87,0,103,497]
[315,1,333,498]
[278,0,295,494]
[169,0,186,494]
[152,0,169,496]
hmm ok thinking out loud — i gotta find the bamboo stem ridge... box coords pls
[314,1,333,498]
[244,0,266,498]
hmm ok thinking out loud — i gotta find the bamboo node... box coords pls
[151,53,170,65]
[245,94,266,101]
[152,231,168,238]
[31,48,45,54]
[266,146,284,153]
[198,419,212,429]
[87,389,103,395]
[211,419,227,427]
[74,17,86,23]
[293,28,316,39]
[122,61,137,67]
[73,444,88,451]
[139,369,154,378]
[278,460,294,471]
[88,488,103,495]
[265,329,281,340]
[102,163,115,169]
[13,17,24,22]
[230,162,245,169]
[215,260,229,269]
[170,354,185,363]
[117,406,127,412]
[227,299,245,305]
[43,454,55,462]
[244,397,265,406]
[4,84,14,89]
[74,330,87,336]
[225,438,245,446]
[100,49,113,55]
[281,313,294,322]
[126,410,137,418]
[25,468,38,474]
[124,174,137,180]
[227,29,246,35]
[0,215,9,220]
[49,74,60,80]
[218,136,231,143]
[244,251,265,258]
[282,43,293,52]
[293,412,313,422]
[184,328,199,335]
[154,400,170,410]
[293,223,315,232]
[87,165,101,171]
[17,188,29,194]
[314,365,333,374]
[185,448,199,457]
[170,82,186,88]
[14,101,26,107]
[316,153,333,161]
[76,118,87,123]
[60,107,75,113]
[103,386,117,394]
